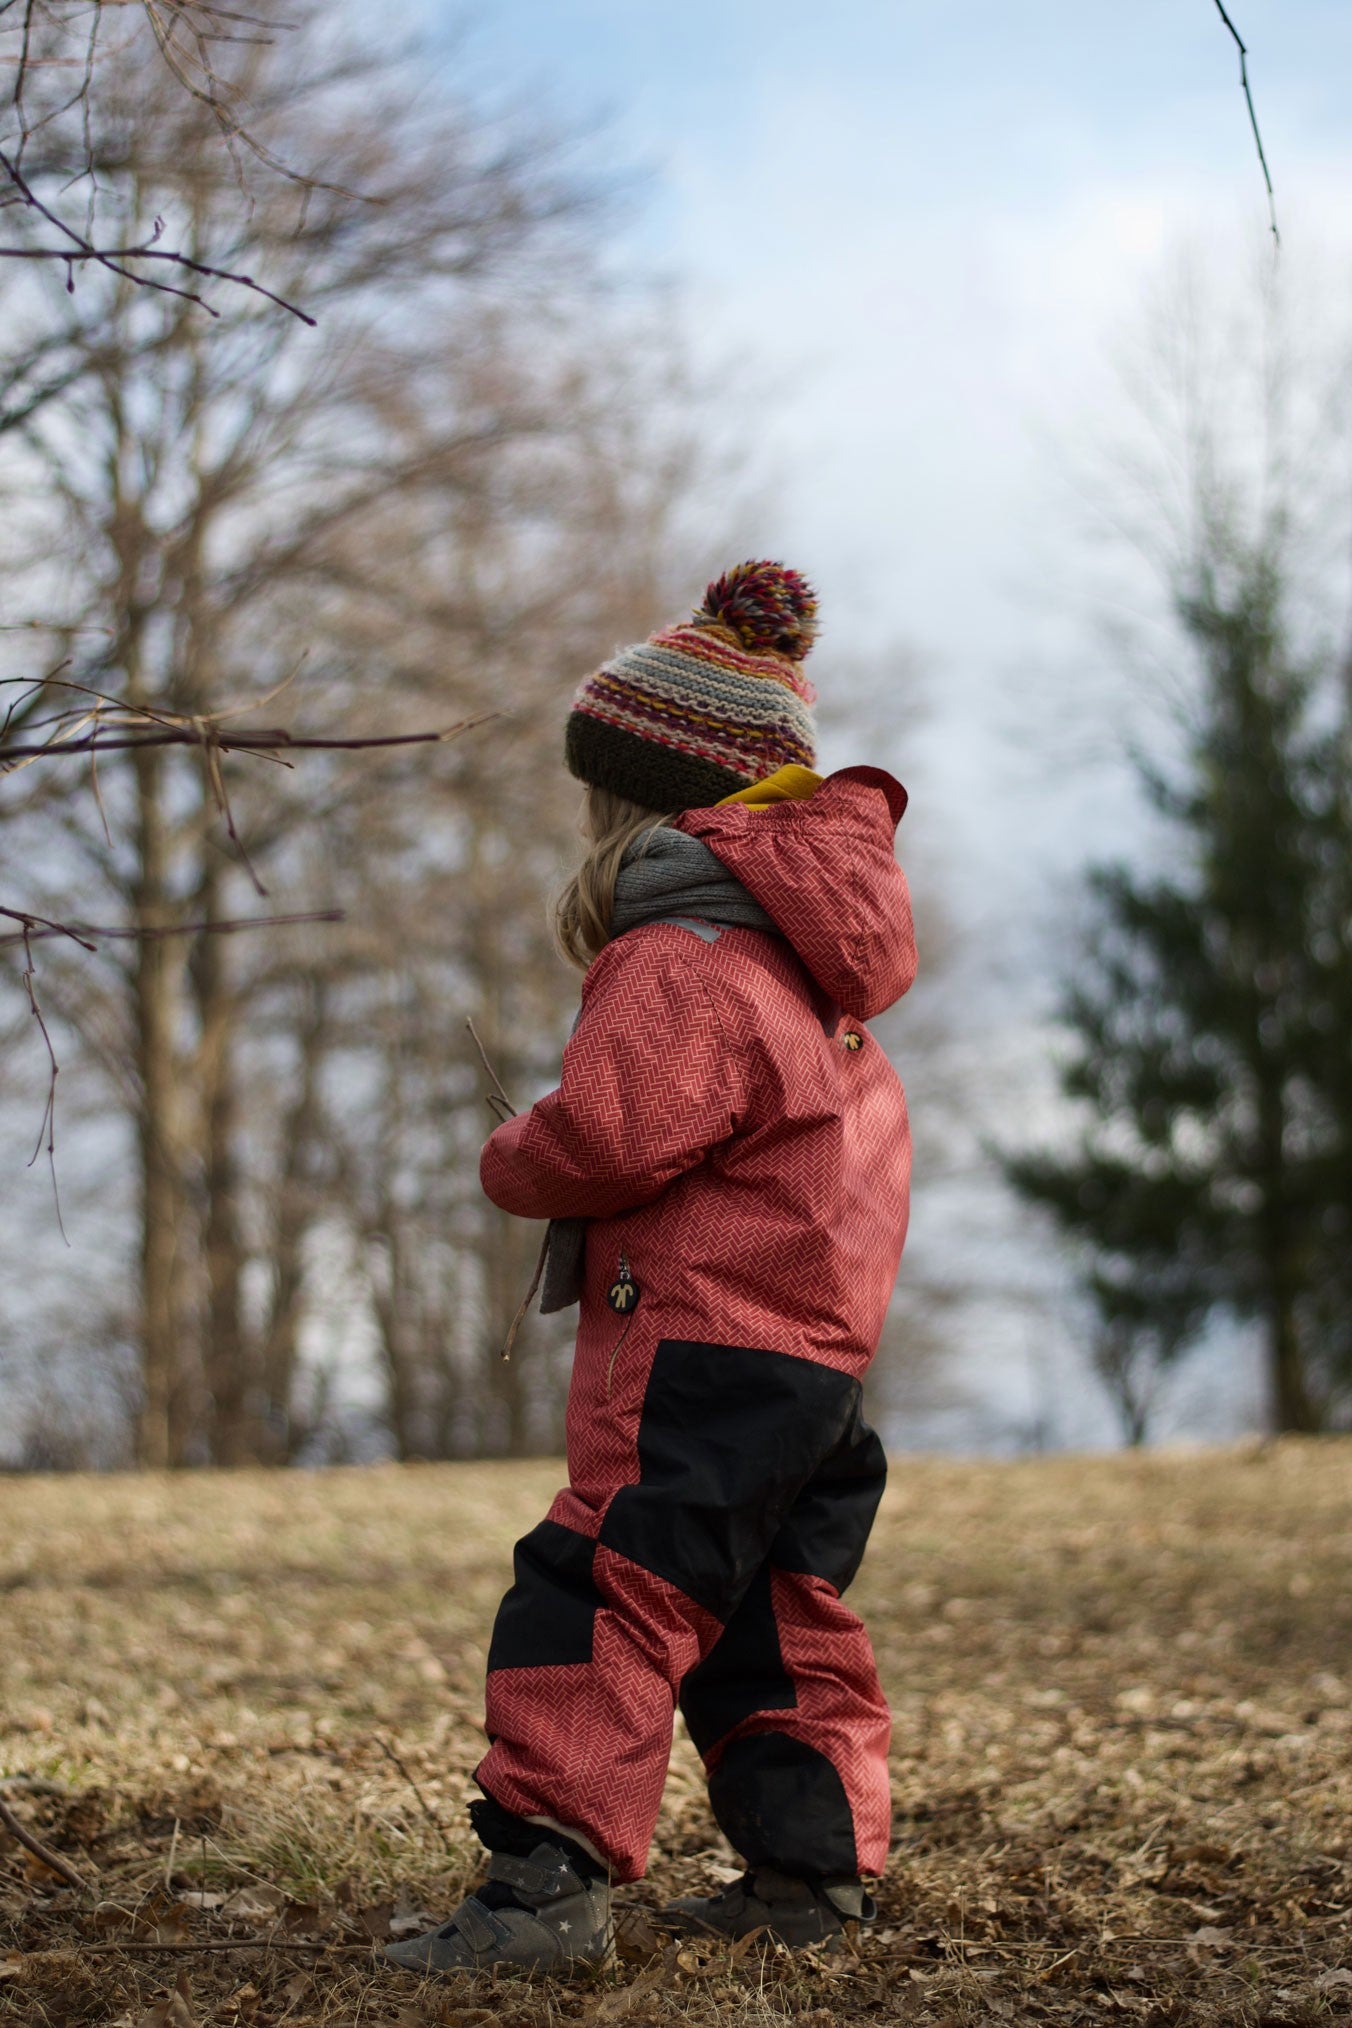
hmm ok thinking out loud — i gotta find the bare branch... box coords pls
[0,1793,90,1893]
[464,1014,517,1119]
[11,919,68,1237]
[0,146,317,321]
[1,707,497,766]
[0,904,343,949]
[1211,0,1279,247]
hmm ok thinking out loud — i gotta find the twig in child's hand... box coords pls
[501,1228,550,1362]
[465,1016,516,1118]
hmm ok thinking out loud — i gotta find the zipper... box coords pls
[604,1251,641,1399]
[606,1311,637,1400]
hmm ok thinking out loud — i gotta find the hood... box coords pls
[673,765,917,1021]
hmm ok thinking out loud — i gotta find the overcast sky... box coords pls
[455,0,1352,925]
[448,3,1352,1446]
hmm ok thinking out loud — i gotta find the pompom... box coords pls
[694,559,819,662]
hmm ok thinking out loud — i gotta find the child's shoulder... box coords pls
[582,921,807,1036]
[583,919,725,999]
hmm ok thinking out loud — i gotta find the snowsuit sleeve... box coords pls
[480,930,751,1222]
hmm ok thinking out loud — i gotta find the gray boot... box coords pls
[385,1840,612,1975]
[660,1868,874,1948]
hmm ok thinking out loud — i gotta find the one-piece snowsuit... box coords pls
[476,765,916,1884]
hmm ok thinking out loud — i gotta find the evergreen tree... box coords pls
[1007,540,1352,1437]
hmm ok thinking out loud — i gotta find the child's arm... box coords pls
[480,932,750,1222]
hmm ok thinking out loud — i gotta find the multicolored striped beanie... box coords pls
[564,560,819,810]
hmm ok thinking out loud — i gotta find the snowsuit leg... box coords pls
[678,1397,891,1880]
[477,1338,891,1884]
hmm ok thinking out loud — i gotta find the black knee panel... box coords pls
[707,1731,859,1881]
[487,1520,604,1672]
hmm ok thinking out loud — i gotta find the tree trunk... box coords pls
[132,738,192,1467]
[257,986,328,1462]
[194,861,251,1465]
[1257,1066,1319,1434]
[373,1211,421,1459]
[1269,1298,1318,1433]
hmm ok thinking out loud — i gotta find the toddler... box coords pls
[389,561,916,1974]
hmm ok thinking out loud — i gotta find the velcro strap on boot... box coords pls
[450,1898,511,1953]
[488,1847,579,1900]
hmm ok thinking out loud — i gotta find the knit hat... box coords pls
[564,560,819,811]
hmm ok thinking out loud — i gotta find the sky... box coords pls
[451,0,1352,897]
[445,0,1352,1447]
[10,1,1351,1456]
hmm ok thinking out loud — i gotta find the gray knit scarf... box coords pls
[609,826,774,940]
[539,827,773,1313]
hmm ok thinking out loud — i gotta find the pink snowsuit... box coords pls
[476,766,916,1882]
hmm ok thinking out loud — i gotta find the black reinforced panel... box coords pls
[486,1520,603,1672]
[599,1339,858,1622]
[708,1730,859,1879]
[678,1562,796,1757]
[770,1399,887,1595]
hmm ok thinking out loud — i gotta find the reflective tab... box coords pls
[489,1848,575,1899]
[655,915,721,944]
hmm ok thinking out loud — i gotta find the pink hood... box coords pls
[673,766,917,1021]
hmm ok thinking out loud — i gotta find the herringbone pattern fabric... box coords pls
[483,1543,720,1879]
[476,766,915,1883]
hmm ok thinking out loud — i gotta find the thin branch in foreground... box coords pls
[0,146,318,322]
[0,1795,90,1894]
[0,906,344,950]
[0,716,496,763]
[15,920,68,1241]
[0,903,341,1232]
[374,1735,448,1837]
[1211,0,1279,246]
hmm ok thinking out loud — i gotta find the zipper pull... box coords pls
[607,1253,640,1314]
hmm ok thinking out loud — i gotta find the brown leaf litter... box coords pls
[2,1441,1350,2026]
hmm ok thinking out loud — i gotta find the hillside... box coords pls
[2,1444,1349,2025]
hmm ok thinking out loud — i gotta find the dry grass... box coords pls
[2,1442,1350,2026]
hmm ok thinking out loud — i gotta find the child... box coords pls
[388,561,916,1975]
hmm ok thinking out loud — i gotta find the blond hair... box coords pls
[554,784,673,969]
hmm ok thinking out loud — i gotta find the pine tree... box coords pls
[1007,540,1352,1437]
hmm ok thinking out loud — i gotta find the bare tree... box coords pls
[0,8,619,1464]
[1,0,354,318]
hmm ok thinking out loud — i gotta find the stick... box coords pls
[0,1796,90,1893]
[374,1736,447,1838]
[462,1018,546,1359]
[0,720,491,763]
[464,1016,516,1117]
[26,1939,374,1956]
[1210,0,1279,245]
[501,1227,549,1363]
[0,147,318,323]
[0,907,343,950]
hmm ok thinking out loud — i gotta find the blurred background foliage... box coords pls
[1,1,1349,1467]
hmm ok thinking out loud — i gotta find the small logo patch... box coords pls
[607,1256,640,1314]
[843,1029,863,1052]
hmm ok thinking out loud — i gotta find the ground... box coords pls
[1,1443,1349,2028]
